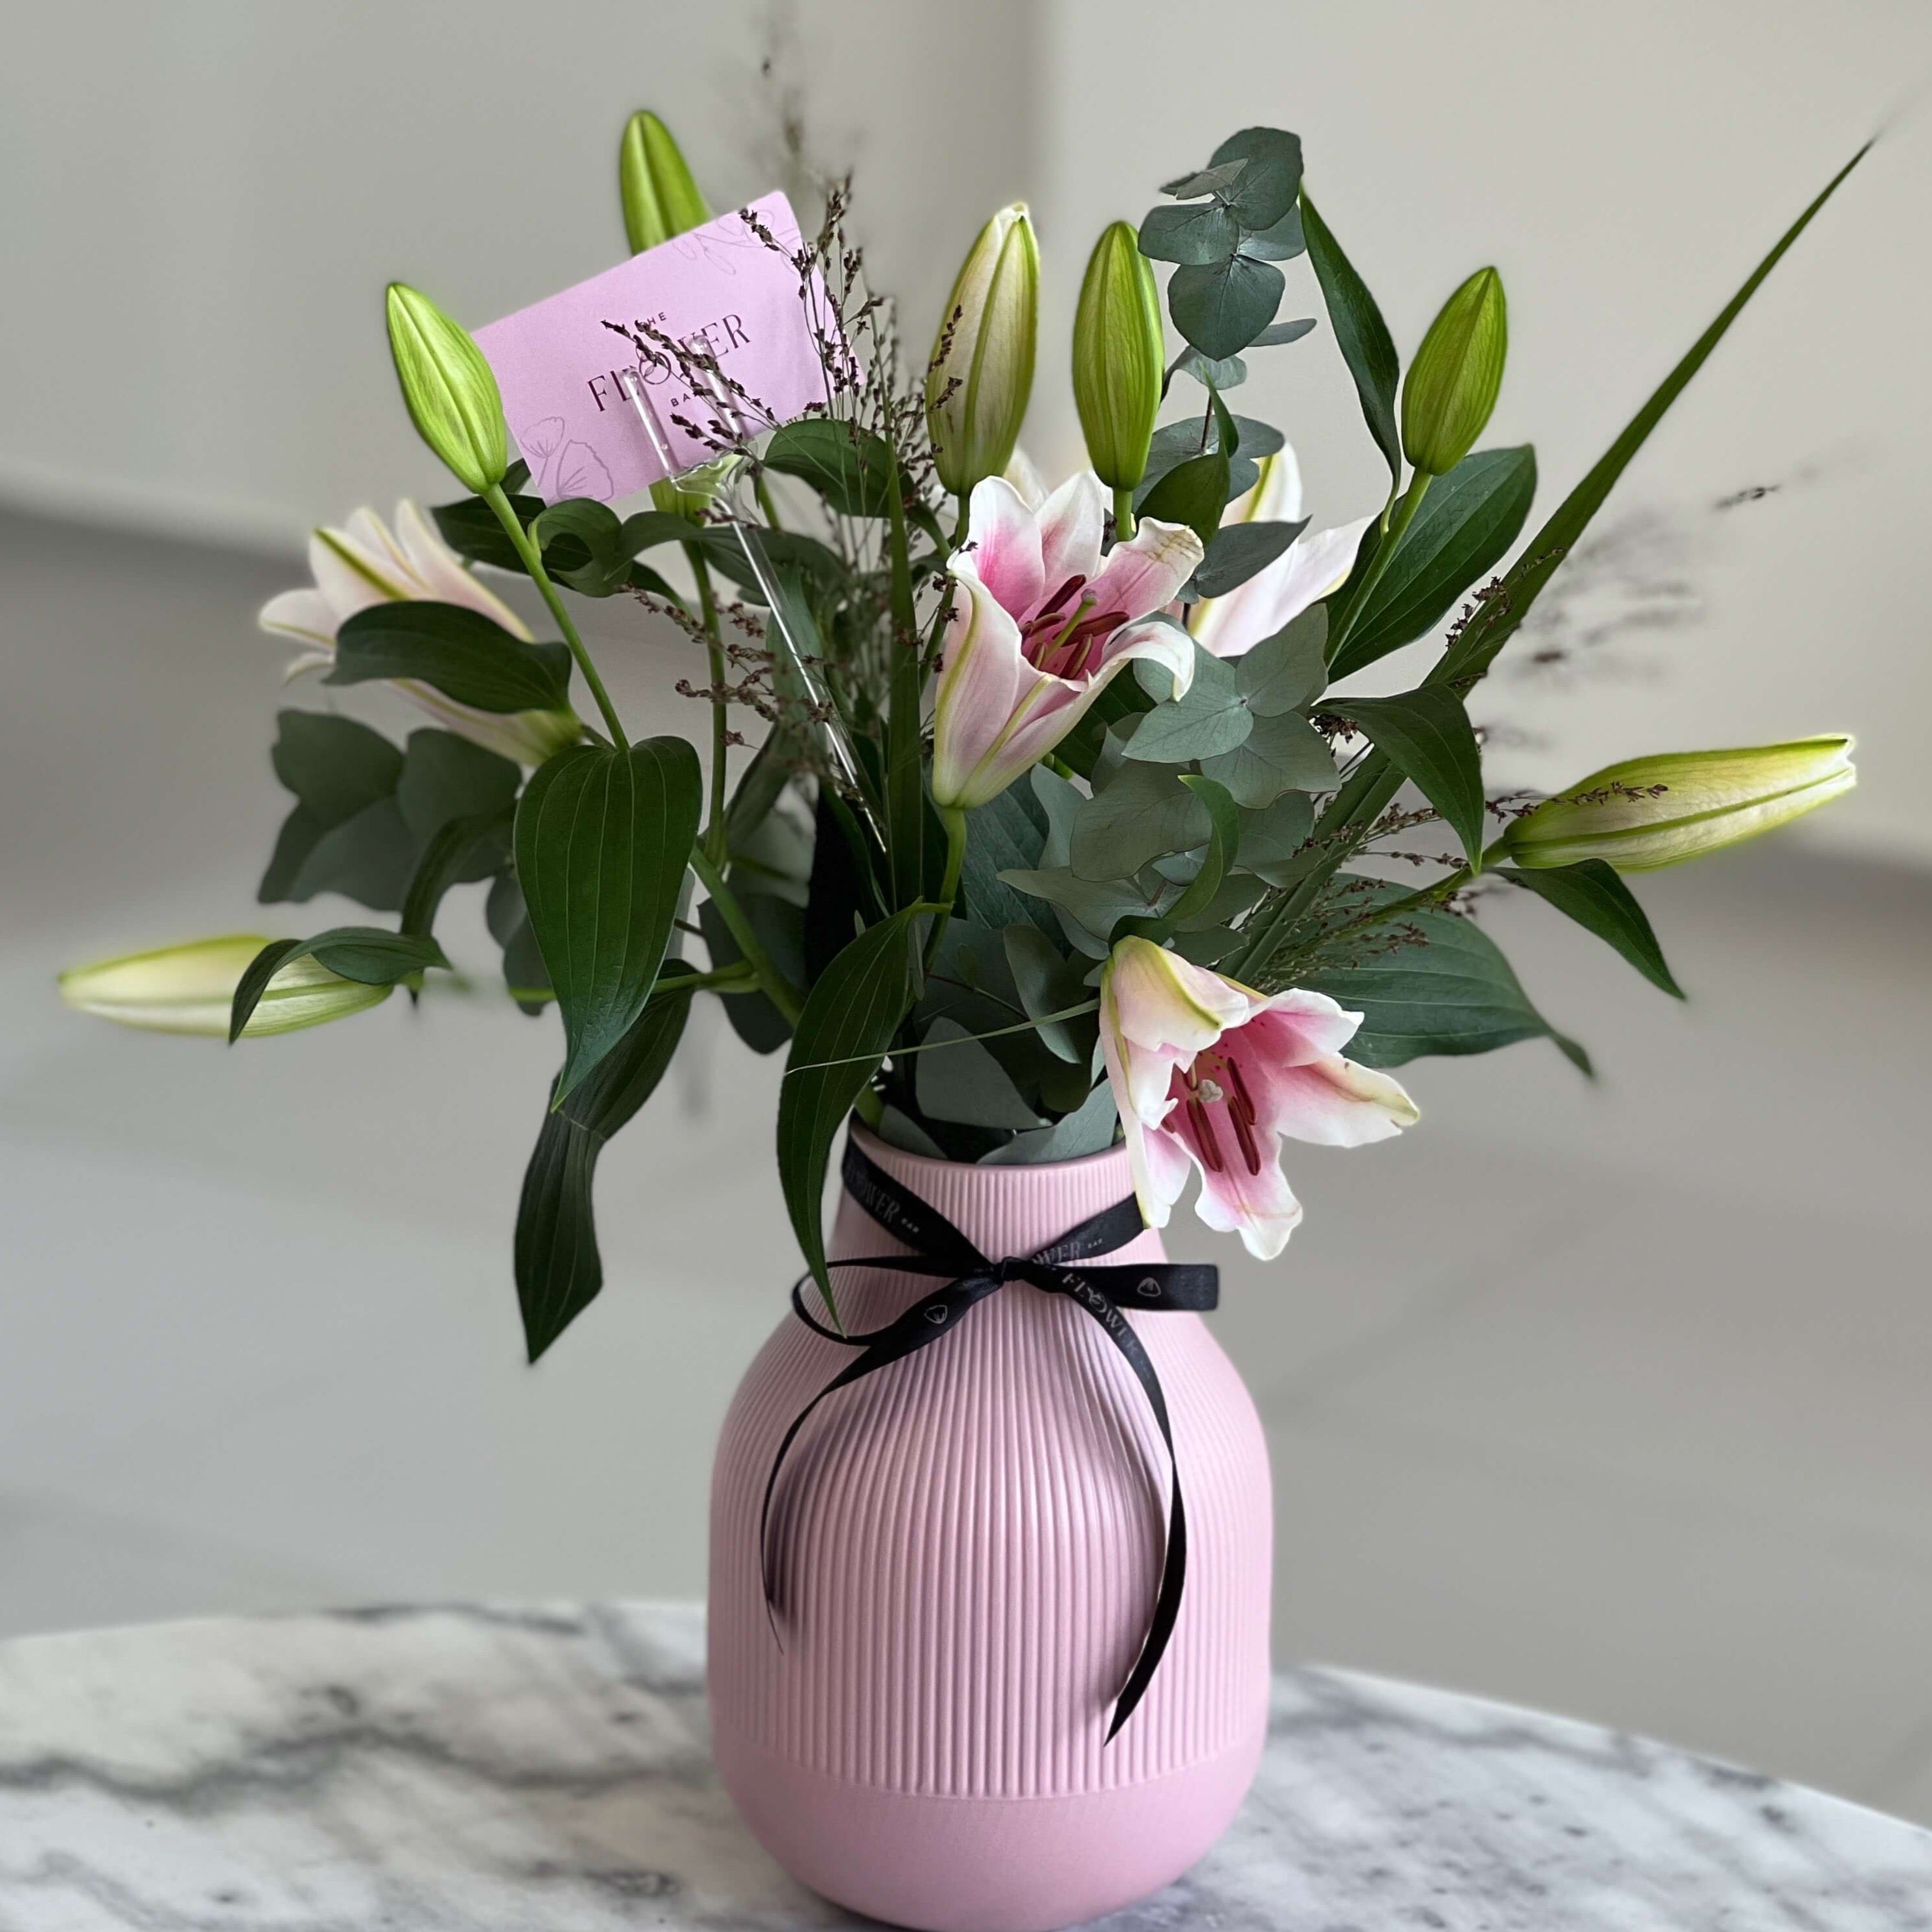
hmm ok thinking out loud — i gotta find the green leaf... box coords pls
[531,498,633,596]
[1138,449,1230,549]
[980,1079,1119,1164]
[916,1018,1046,1129]
[762,419,899,517]
[259,800,416,911]
[1162,776,1239,927]
[432,479,543,573]
[270,710,402,821]
[1327,445,1537,679]
[961,785,1058,938]
[1500,860,1683,999]
[1207,126,1303,231]
[1072,761,1211,881]
[1193,517,1307,598]
[1441,142,1871,689]
[998,866,1170,947]
[1301,888,1587,1072]
[1140,200,1241,265]
[1251,318,1318,348]
[1325,686,1487,869]
[400,808,513,938]
[229,928,448,1041]
[1235,605,1328,714]
[486,870,550,1012]
[1002,924,1089,1063]
[1172,347,1246,391]
[777,905,927,1309]
[1168,253,1286,361]
[1126,646,1251,762]
[1199,706,1336,809]
[395,729,521,868]
[329,603,573,714]
[1233,791,1315,884]
[1301,191,1401,489]
[1239,207,1306,262]
[514,738,703,1101]
[514,966,697,1362]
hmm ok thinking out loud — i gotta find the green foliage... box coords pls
[1326,446,1537,679]
[1301,883,1588,1074]
[777,904,928,1311]
[1193,517,1307,598]
[762,419,900,517]
[1301,192,1402,491]
[1323,686,1487,869]
[1500,861,1684,998]
[513,738,702,1102]
[514,965,697,1363]
[329,603,573,714]
[228,928,449,1042]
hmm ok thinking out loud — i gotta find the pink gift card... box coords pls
[474,192,830,503]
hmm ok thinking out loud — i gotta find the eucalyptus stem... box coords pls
[687,546,730,866]
[483,485,627,750]
[1113,487,1137,541]
[688,845,804,1025]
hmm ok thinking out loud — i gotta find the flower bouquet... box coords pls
[63,108,1864,1931]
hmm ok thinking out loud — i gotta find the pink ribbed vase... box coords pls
[708,1126,1273,1931]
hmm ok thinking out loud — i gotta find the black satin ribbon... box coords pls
[760,1137,1219,1741]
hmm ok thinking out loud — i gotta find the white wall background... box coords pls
[3,0,1930,860]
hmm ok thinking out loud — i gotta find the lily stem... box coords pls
[1113,487,1137,542]
[687,545,731,866]
[483,485,628,750]
[1328,469,1432,657]
[923,805,970,971]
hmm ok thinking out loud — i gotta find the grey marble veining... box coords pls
[0,1602,1927,1931]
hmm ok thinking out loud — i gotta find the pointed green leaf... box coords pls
[329,603,573,714]
[228,928,448,1042]
[1325,686,1487,869]
[763,419,899,517]
[514,738,702,1101]
[1327,445,1537,680]
[1500,860,1683,998]
[1441,142,1871,688]
[515,965,697,1362]
[1193,517,1308,598]
[1301,191,1401,489]
[777,905,926,1309]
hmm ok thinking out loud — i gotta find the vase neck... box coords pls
[830,1126,1164,1291]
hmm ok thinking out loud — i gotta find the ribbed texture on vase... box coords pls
[708,1126,1273,1799]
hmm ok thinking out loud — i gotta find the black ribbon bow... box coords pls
[761,1138,1218,1740]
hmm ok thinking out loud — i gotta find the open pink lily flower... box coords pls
[259,501,580,766]
[1100,935,1419,1260]
[931,471,1204,810]
[1189,448,1376,659]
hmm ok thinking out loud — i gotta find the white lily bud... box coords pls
[1503,738,1856,871]
[59,937,392,1038]
[926,204,1039,498]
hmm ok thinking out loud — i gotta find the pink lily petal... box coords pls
[1085,515,1206,623]
[963,475,1046,617]
[1263,1055,1421,1148]
[1036,470,1106,594]
[1190,1136,1305,1260]
[931,566,1029,808]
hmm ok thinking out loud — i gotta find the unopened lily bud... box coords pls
[1503,738,1856,872]
[1073,220,1164,491]
[926,204,1038,498]
[385,284,508,496]
[59,937,392,1038]
[1402,267,1507,476]
[620,110,710,253]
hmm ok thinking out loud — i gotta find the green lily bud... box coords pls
[620,110,711,254]
[1402,267,1507,476]
[1073,220,1164,491]
[926,203,1039,498]
[59,937,392,1038]
[1503,738,1856,872]
[384,283,508,496]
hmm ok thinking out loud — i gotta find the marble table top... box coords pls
[1,1602,1929,1930]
